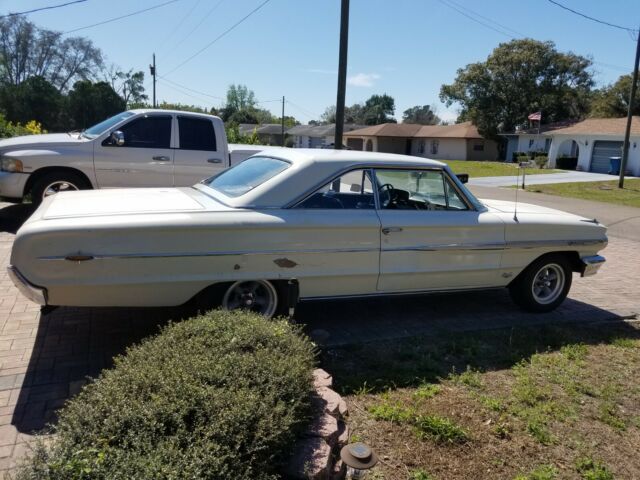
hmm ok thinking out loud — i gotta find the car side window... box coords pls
[375,169,468,211]
[178,116,217,151]
[295,169,375,209]
[111,115,172,149]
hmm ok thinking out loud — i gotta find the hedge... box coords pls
[16,310,316,480]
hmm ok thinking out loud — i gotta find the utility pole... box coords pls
[281,96,285,147]
[619,26,640,189]
[149,53,157,108]
[334,0,350,150]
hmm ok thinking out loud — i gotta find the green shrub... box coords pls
[534,155,548,169]
[575,457,614,480]
[16,310,315,480]
[414,414,468,444]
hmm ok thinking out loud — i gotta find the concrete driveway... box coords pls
[0,193,638,476]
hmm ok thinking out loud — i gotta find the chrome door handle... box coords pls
[152,155,170,161]
[207,158,222,164]
[382,227,403,235]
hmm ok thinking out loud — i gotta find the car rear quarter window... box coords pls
[118,115,172,149]
[178,116,217,151]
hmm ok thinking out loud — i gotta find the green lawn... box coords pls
[443,160,563,178]
[525,179,640,208]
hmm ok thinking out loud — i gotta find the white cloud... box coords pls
[347,73,381,87]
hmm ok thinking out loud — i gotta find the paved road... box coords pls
[0,192,638,475]
[468,170,632,187]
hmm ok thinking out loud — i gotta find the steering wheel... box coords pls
[378,183,397,208]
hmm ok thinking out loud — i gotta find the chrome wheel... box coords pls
[531,263,565,305]
[221,280,278,317]
[43,180,79,198]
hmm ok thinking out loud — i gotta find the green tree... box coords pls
[0,76,63,130]
[0,16,103,91]
[105,67,147,107]
[440,39,593,138]
[67,80,125,129]
[221,84,257,120]
[363,93,396,125]
[402,105,441,125]
[590,73,639,118]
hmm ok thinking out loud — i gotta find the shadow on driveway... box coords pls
[0,203,35,234]
[10,290,636,433]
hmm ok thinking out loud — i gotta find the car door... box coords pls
[93,114,174,188]
[374,167,505,292]
[287,168,381,298]
[173,115,225,186]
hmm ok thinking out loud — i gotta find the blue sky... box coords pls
[3,0,640,123]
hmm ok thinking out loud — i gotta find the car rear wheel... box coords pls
[31,171,90,205]
[509,254,572,312]
[221,280,279,318]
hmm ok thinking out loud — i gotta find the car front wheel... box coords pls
[509,254,573,312]
[31,171,90,205]
[221,280,279,318]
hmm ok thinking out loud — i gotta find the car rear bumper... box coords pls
[7,265,47,305]
[0,172,29,199]
[580,255,606,277]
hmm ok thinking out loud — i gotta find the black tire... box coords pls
[508,254,573,313]
[30,171,90,205]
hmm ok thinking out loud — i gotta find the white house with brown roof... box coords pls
[343,121,499,161]
[545,117,640,176]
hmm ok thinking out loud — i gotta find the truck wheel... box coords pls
[508,254,572,313]
[30,171,90,205]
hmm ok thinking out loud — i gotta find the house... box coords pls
[502,121,576,162]
[286,123,366,149]
[545,117,640,176]
[238,123,286,145]
[342,121,499,161]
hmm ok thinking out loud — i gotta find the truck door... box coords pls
[173,115,225,186]
[93,113,174,187]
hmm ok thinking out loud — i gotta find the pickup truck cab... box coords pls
[0,109,232,204]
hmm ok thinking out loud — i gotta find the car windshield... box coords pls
[82,111,135,139]
[202,156,290,197]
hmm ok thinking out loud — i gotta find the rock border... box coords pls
[285,369,349,479]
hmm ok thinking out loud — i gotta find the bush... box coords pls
[556,156,578,170]
[534,155,548,169]
[0,114,44,138]
[16,311,316,480]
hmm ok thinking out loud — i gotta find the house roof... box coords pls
[238,123,284,135]
[286,123,366,137]
[343,121,485,139]
[545,117,640,136]
[503,120,578,136]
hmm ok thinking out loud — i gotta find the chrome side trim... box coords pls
[299,286,505,301]
[39,238,608,262]
[38,246,379,261]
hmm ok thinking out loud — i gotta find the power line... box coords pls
[157,78,222,106]
[437,0,632,74]
[0,0,87,19]
[158,76,224,100]
[164,0,226,56]
[64,0,181,34]
[547,0,637,33]
[286,100,320,120]
[163,0,272,76]
[156,0,202,54]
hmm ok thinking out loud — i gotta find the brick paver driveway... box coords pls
[0,198,638,475]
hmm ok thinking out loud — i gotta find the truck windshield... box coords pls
[202,156,290,197]
[82,111,135,139]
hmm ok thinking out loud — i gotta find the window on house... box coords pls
[528,139,534,148]
[418,140,426,155]
[545,138,552,152]
[430,140,439,155]
[473,142,485,152]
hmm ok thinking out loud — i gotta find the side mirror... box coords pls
[111,130,125,146]
[456,173,469,184]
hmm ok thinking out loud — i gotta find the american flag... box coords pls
[528,111,542,121]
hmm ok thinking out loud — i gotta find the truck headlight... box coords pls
[1,158,23,172]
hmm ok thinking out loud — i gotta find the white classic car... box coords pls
[8,149,606,317]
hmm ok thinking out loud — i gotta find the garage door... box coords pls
[590,141,623,173]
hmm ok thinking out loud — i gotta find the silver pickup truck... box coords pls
[0,109,263,204]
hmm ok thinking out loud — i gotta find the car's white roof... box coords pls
[198,148,452,208]
[128,108,220,119]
